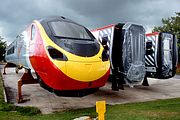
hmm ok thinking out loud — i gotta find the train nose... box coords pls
[66,61,109,82]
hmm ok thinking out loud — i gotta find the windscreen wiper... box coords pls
[54,35,94,41]
[54,35,70,39]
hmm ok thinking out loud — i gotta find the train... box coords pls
[91,23,146,90]
[5,16,110,94]
[145,32,178,79]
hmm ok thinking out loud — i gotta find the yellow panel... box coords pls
[66,61,109,81]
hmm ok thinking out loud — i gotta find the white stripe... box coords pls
[145,61,150,65]
[148,55,155,63]
[99,31,103,37]
[145,56,154,65]
[107,29,112,35]
[147,36,156,46]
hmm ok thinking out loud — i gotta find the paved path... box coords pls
[1,65,180,114]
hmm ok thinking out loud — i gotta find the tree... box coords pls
[153,12,180,62]
[0,36,6,61]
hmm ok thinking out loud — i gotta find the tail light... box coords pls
[47,46,68,61]
[146,41,153,55]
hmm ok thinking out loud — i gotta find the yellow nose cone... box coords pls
[66,61,109,82]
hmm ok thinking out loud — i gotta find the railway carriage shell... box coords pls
[145,32,178,79]
[91,23,146,85]
[5,16,110,91]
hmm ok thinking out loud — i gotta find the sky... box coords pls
[0,0,180,45]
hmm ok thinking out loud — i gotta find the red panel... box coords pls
[146,32,159,36]
[91,24,115,32]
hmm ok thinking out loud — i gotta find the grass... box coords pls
[105,99,180,120]
[0,73,180,120]
[0,73,41,117]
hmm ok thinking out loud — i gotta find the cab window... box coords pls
[31,25,36,40]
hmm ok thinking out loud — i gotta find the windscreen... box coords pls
[122,23,145,84]
[50,21,93,40]
[46,20,100,57]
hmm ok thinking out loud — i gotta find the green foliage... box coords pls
[153,12,180,40]
[0,36,6,61]
[153,12,180,62]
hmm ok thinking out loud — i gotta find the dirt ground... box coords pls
[1,65,180,114]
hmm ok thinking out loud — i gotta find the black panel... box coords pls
[111,23,126,90]
[172,34,177,76]
[47,46,68,61]
[156,32,162,78]
[55,39,100,57]
[111,23,125,72]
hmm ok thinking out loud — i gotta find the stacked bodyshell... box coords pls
[145,32,178,78]
[91,23,146,85]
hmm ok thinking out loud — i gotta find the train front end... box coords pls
[29,16,110,92]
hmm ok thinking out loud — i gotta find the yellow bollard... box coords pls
[96,101,106,120]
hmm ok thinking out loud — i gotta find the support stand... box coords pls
[3,63,17,75]
[17,69,38,103]
[142,75,149,86]
[111,74,124,91]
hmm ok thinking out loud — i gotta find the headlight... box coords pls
[47,46,68,61]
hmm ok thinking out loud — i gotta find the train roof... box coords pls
[38,16,80,26]
[91,24,115,32]
[146,32,159,36]
[91,22,144,32]
[146,32,175,36]
[91,23,127,32]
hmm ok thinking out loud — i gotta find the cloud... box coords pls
[0,0,180,44]
[62,0,180,28]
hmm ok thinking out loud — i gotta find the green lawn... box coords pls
[0,73,180,120]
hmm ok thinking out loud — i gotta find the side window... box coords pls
[7,46,15,55]
[31,25,36,40]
